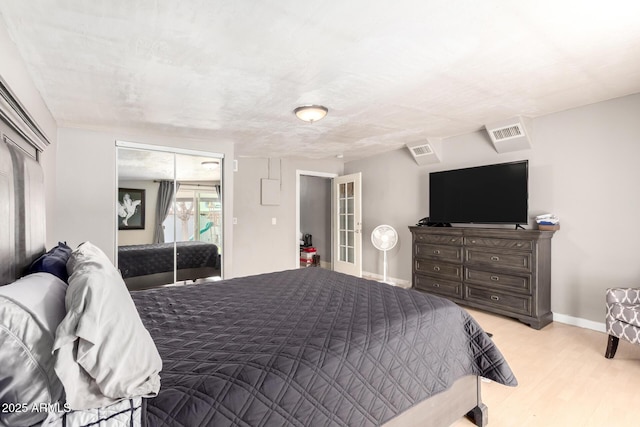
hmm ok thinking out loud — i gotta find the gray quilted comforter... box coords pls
[132,268,516,427]
[119,241,219,278]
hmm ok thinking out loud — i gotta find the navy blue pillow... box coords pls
[28,242,73,283]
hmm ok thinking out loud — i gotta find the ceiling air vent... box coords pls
[410,144,433,157]
[484,117,532,153]
[490,124,523,142]
[406,138,442,165]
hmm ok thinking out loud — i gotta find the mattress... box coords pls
[118,241,219,279]
[131,267,516,426]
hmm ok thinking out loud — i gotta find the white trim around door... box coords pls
[295,170,338,269]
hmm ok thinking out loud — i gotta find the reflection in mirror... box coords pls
[117,147,223,291]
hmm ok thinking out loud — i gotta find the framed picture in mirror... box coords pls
[118,188,145,230]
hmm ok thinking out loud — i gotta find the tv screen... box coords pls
[429,160,528,225]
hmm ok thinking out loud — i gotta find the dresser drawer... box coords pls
[464,285,532,316]
[415,259,462,280]
[464,268,531,294]
[465,248,531,272]
[465,236,533,251]
[415,243,462,262]
[415,275,463,298]
[414,233,463,246]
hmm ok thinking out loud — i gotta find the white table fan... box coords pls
[371,225,398,283]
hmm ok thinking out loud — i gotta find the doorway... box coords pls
[296,171,336,270]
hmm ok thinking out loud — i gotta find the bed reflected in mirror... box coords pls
[116,145,223,290]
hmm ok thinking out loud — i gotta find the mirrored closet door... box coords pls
[116,143,223,290]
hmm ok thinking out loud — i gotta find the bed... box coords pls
[133,267,516,426]
[0,131,517,427]
[118,241,220,290]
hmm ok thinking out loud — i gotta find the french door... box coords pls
[333,173,362,277]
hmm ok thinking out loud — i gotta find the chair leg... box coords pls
[605,335,619,359]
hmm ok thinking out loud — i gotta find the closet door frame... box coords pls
[115,140,225,281]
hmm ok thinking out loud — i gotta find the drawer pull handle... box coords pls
[433,283,440,288]
[451,239,457,242]
[490,275,500,281]
[491,295,500,301]
[433,250,441,254]
[471,240,476,244]
[433,266,441,272]
[516,243,522,247]
[490,256,500,261]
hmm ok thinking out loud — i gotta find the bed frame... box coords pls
[0,117,487,427]
[123,266,220,291]
[385,375,486,426]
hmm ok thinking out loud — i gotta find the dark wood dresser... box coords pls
[409,226,555,329]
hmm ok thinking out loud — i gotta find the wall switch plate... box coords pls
[272,217,277,225]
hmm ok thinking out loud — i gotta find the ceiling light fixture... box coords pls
[294,105,328,123]
[201,161,218,170]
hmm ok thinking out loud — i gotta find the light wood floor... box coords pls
[451,309,640,427]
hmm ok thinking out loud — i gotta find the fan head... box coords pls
[371,225,398,251]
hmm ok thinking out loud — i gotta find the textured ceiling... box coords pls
[117,148,221,181]
[1,1,640,161]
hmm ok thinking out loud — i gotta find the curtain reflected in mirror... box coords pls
[117,146,223,290]
[153,180,175,243]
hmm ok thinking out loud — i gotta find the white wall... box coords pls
[345,92,640,324]
[0,18,58,248]
[54,127,235,276]
[232,157,343,277]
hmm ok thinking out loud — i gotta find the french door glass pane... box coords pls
[338,178,356,264]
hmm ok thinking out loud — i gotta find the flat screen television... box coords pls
[429,160,528,225]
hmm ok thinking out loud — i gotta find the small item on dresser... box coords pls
[535,213,560,231]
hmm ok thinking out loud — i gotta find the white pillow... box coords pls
[0,273,67,427]
[0,272,67,335]
[53,242,162,410]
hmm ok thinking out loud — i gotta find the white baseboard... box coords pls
[362,271,411,289]
[552,312,606,333]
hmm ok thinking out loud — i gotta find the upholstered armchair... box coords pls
[605,288,640,358]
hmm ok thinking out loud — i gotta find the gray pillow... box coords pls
[0,273,67,427]
[53,242,162,410]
